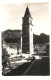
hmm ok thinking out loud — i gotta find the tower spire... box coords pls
[27,4,28,8]
[24,6,31,17]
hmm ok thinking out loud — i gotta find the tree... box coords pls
[2,47,10,70]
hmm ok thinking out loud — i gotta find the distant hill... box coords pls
[2,29,22,43]
[33,33,49,44]
[2,29,49,44]
[2,29,22,39]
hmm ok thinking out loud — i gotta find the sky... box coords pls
[0,3,49,35]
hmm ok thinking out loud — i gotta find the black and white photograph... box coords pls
[0,2,50,77]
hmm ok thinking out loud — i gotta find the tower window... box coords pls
[30,20,32,24]
[31,28,32,31]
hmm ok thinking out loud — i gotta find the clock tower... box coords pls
[22,6,33,54]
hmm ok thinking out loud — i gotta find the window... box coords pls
[31,28,32,31]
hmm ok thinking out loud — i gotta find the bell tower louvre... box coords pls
[22,6,33,54]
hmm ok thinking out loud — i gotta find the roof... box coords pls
[24,6,31,17]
